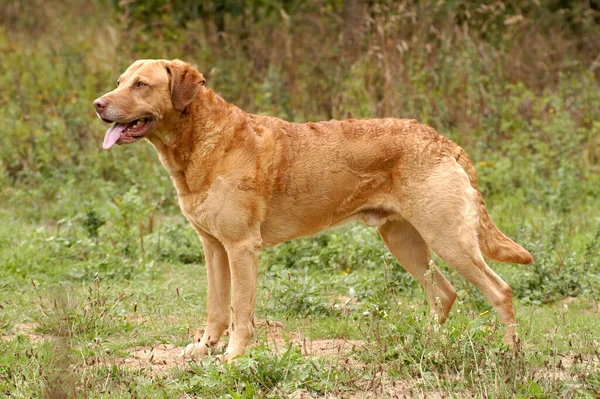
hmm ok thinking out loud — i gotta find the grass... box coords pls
[1,0,600,397]
[1,217,599,398]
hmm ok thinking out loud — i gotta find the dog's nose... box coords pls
[93,97,108,112]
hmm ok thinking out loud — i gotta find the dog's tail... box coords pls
[456,150,534,265]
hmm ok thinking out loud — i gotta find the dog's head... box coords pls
[93,59,205,149]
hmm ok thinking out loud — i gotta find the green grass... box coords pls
[1,0,600,397]
[1,219,599,398]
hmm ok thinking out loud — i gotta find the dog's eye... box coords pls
[137,81,145,87]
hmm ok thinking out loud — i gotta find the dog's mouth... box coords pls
[102,117,156,149]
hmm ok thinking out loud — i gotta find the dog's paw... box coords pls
[502,325,520,350]
[182,342,209,361]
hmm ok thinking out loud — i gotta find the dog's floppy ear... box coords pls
[166,59,206,112]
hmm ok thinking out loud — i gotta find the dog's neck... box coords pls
[147,88,247,195]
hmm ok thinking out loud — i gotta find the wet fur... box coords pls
[95,59,533,362]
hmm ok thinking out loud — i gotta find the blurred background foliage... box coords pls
[0,0,599,304]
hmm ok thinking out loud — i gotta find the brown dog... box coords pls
[94,59,533,362]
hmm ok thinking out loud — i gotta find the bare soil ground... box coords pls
[1,322,45,343]
[3,316,598,399]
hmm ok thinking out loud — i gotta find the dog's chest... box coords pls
[175,175,260,242]
[177,192,211,229]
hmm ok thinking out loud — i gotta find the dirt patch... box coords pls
[1,322,46,343]
[120,344,187,375]
[256,319,364,358]
[535,352,600,382]
[301,338,364,357]
[116,320,366,376]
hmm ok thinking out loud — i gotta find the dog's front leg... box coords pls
[222,239,261,362]
[183,231,231,360]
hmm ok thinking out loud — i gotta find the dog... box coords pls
[94,59,533,362]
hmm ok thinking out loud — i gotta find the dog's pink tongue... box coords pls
[103,123,127,149]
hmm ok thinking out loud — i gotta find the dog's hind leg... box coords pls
[424,230,517,344]
[378,219,457,323]
[406,159,518,344]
